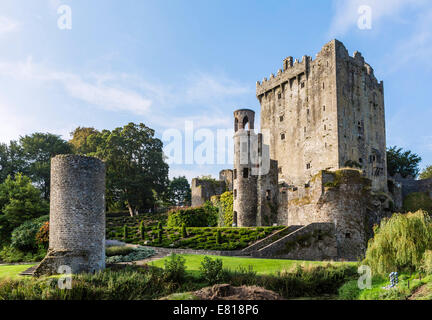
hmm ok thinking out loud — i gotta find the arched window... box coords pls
[242,116,249,130]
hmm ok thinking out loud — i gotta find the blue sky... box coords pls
[0,0,431,181]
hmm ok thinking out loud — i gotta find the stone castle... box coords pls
[192,40,432,260]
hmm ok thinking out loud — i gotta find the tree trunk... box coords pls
[127,203,135,217]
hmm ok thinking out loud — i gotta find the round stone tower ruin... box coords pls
[33,155,106,276]
[233,109,258,227]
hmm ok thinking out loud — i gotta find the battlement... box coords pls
[256,39,383,97]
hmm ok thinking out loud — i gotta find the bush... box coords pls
[123,225,128,240]
[163,254,186,283]
[139,221,146,240]
[220,191,233,226]
[181,224,187,238]
[216,230,222,244]
[106,246,155,263]
[35,221,49,248]
[364,210,432,274]
[200,256,224,284]
[0,245,46,263]
[403,192,432,213]
[106,246,135,257]
[167,207,211,228]
[337,279,361,300]
[10,215,49,252]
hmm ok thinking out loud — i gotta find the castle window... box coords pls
[306,163,311,170]
[301,82,305,88]
[323,82,325,89]
[234,189,237,199]
[307,109,310,116]
[323,105,326,111]
[359,158,363,164]
[243,168,249,178]
[345,233,351,239]
[278,93,282,99]
[266,190,271,201]
[324,125,327,131]
[280,115,284,122]
[281,133,285,140]
[234,169,237,180]
[278,167,282,174]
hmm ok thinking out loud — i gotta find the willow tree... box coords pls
[364,210,432,274]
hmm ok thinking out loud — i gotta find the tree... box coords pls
[0,174,49,244]
[19,133,72,199]
[420,165,432,180]
[69,127,100,154]
[0,141,26,183]
[168,176,191,206]
[387,146,422,178]
[88,123,169,216]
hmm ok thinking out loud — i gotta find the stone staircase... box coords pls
[240,225,303,256]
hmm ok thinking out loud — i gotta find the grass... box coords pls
[0,264,36,280]
[151,254,355,276]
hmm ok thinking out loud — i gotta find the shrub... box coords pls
[200,256,224,284]
[220,191,233,226]
[337,279,361,300]
[106,246,155,263]
[0,245,46,263]
[123,225,128,240]
[35,221,49,248]
[216,230,222,244]
[157,229,163,243]
[167,207,210,228]
[202,201,218,227]
[364,210,432,274]
[163,254,186,283]
[403,192,432,213]
[10,215,49,252]
[139,221,146,240]
[181,224,187,238]
[106,246,135,257]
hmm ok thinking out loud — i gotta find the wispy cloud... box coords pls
[328,0,427,37]
[0,16,19,36]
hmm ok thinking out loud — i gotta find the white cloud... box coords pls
[0,16,19,36]
[328,0,427,36]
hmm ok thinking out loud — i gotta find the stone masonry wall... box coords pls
[33,155,106,276]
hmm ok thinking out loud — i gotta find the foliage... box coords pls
[344,160,362,169]
[403,192,432,213]
[387,146,422,178]
[167,206,215,228]
[35,221,49,248]
[0,141,26,184]
[219,191,233,227]
[139,220,146,240]
[419,165,432,180]
[363,210,432,274]
[202,201,218,227]
[0,245,46,263]
[181,224,187,238]
[337,279,362,300]
[19,133,72,199]
[10,215,49,251]
[105,246,135,257]
[87,123,169,216]
[0,173,49,244]
[421,250,432,275]
[69,127,100,155]
[123,225,128,240]
[200,256,224,284]
[167,176,191,206]
[216,229,222,244]
[105,246,155,264]
[163,254,186,283]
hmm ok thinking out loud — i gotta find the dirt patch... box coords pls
[193,284,284,300]
[408,284,430,300]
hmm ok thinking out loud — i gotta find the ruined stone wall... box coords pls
[277,169,381,260]
[191,178,227,207]
[34,155,106,276]
[219,169,234,192]
[394,175,432,199]
[334,40,387,192]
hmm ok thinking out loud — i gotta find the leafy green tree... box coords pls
[364,210,432,274]
[69,127,100,154]
[88,123,169,216]
[168,176,191,206]
[19,133,72,199]
[387,146,422,178]
[0,174,49,244]
[0,141,26,183]
[420,165,432,180]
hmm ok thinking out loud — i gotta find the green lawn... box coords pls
[151,254,355,276]
[0,264,36,280]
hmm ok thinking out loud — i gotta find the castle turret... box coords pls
[233,109,258,227]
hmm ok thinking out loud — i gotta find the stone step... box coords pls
[241,225,303,255]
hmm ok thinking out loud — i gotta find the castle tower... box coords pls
[233,109,258,227]
[34,155,106,276]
